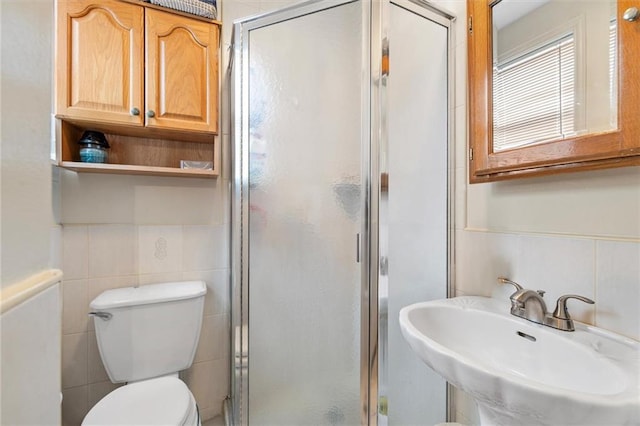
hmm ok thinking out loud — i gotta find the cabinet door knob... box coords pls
[623,7,639,22]
[131,107,140,116]
[146,110,156,118]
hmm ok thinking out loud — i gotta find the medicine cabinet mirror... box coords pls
[467,0,640,183]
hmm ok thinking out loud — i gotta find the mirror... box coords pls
[492,0,617,152]
[467,0,640,183]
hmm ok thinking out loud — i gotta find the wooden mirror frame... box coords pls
[467,0,640,183]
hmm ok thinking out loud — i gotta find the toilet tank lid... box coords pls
[90,281,207,310]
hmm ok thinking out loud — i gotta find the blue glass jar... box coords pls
[78,131,109,163]
[79,143,108,163]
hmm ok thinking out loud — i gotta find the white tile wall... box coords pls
[182,361,218,411]
[595,240,640,341]
[453,36,467,109]
[455,230,519,297]
[87,276,139,310]
[62,333,88,389]
[50,225,63,269]
[138,225,183,274]
[517,235,595,323]
[183,269,230,316]
[87,331,110,384]
[88,225,137,277]
[453,105,467,174]
[62,226,88,280]
[456,230,638,331]
[62,279,88,334]
[194,315,218,363]
[183,225,229,271]
[132,183,221,225]
[62,385,88,426]
[221,0,258,46]
[61,172,230,226]
[137,271,183,286]
[211,314,231,360]
[454,168,467,231]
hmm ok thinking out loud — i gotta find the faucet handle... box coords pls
[497,277,523,292]
[552,294,595,321]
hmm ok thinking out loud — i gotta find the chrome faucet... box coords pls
[497,277,594,332]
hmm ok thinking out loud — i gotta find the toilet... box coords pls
[82,280,207,426]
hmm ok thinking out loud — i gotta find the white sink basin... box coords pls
[399,296,640,425]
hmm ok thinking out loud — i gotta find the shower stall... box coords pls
[230,0,454,424]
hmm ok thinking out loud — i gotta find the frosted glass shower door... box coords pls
[245,2,365,425]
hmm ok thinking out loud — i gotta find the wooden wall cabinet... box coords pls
[55,0,221,178]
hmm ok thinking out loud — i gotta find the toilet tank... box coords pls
[90,281,207,383]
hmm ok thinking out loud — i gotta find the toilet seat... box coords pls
[82,376,199,425]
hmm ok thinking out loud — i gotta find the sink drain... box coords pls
[516,331,537,342]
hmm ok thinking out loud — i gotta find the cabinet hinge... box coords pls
[468,16,473,34]
[469,148,474,161]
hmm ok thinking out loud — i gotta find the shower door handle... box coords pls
[356,233,360,263]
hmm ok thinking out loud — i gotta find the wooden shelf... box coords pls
[57,119,218,178]
[59,161,217,178]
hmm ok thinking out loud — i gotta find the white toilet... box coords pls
[82,280,207,426]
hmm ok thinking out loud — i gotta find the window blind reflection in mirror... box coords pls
[491,0,617,153]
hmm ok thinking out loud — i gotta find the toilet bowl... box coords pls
[83,376,199,426]
[82,281,207,426]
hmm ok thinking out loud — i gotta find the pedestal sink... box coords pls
[399,296,640,425]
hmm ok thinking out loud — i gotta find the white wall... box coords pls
[1,284,62,425]
[433,0,640,423]
[0,0,56,288]
[466,168,639,238]
[0,0,62,424]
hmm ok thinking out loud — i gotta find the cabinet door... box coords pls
[56,0,144,125]
[145,9,219,133]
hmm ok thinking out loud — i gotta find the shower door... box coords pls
[232,1,369,424]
